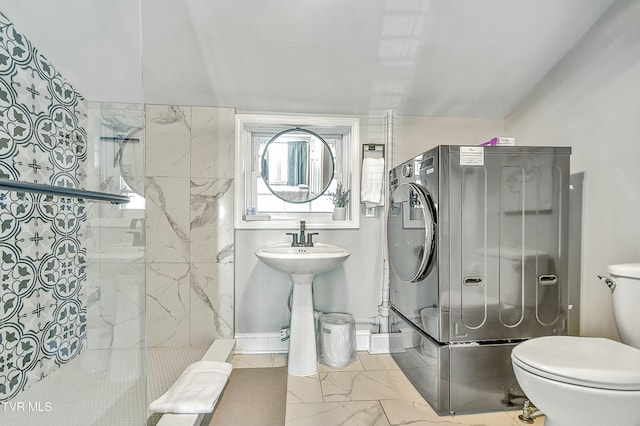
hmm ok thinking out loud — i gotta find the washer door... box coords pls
[387,182,437,283]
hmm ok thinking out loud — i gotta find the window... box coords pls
[235,114,360,229]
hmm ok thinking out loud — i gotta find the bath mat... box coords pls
[208,366,288,426]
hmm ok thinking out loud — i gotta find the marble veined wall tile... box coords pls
[190,262,234,344]
[145,176,191,263]
[144,105,236,347]
[99,262,146,318]
[146,263,191,347]
[84,202,100,256]
[83,259,103,347]
[190,177,234,263]
[191,107,235,179]
[86,261,145,350]
[145,105,191,177]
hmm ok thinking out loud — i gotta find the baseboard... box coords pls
[234,333,289,354]
[235,326,372,354]
[356,327,370,352]
[368,332,404,354]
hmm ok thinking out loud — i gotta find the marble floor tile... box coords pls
[318,356,364,373]
[357,352,400,371]
[503,410,545,425]
[287,374,323,404]
[276,351,539,425]
[232,353,288,368]
[320,370,422,402]
[285,401,390,426]
[380,398,542,426]
[273,353,288,367]
[231,354,276,368]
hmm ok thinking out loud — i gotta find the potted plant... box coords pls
[330,182,350,220]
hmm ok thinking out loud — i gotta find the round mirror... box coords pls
[261,128,335,203]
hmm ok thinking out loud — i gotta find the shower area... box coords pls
[0,8,235,426]
[0,9,147,424]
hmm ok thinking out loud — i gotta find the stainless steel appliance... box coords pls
[388,145,571,415]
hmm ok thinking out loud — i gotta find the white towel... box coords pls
[360,157,385,207]
[149,360,233,414]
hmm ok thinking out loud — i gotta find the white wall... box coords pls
[234,116,387,334]
[505,0,640,339]
[0,1,143,103]
[234,114,505,338]
[392,116,504,167]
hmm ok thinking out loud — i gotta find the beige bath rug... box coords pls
[209,366,287,425]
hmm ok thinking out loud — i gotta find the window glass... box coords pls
[235,114,360,229]
[253,133,340,214]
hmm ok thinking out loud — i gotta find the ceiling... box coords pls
[1,0,615,118]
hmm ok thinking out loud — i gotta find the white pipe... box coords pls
[375,110,394,333]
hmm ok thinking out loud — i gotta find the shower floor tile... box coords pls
[4,349,147,426]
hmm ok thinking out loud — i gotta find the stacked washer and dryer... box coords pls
[387,145,571,415]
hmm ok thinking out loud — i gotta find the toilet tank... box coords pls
[608,263,640,349]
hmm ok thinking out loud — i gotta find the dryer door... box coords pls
[387,182,436,283]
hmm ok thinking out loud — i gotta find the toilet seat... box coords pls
[512,336,640,390]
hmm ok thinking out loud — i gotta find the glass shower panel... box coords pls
[0,6,147,425]
[0,109,147,426]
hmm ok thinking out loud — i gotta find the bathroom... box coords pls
[0,1,639,425]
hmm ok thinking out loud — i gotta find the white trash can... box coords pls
[319,313,356,368]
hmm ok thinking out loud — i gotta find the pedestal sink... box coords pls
[256,242,350,376]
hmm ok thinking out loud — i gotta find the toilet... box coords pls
[511,263,640,426]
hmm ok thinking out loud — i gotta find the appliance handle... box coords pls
[538,275,558,286]
[463,276,483,286]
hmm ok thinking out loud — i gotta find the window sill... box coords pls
[234,217,359,230]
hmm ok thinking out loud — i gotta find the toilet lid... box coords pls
[512,336,640,390]
[607,263,640,279]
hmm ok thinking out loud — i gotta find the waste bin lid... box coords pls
[321,313,354,325]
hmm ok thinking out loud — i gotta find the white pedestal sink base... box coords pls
[254,242,351,377]
[288,274,318,376]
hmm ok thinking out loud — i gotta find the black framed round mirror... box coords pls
[261,128,335,203]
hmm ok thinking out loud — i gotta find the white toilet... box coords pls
[511,263,640,426]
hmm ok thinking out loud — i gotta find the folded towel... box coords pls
[361,157,385,206]
[149,360,233,414]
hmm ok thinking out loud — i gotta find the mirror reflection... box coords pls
[98,103,146,209]
[261,128,335,203]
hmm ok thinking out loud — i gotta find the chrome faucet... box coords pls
[286,220,318,247]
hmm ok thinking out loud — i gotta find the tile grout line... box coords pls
[318,369,326,403]
[377,400,393,426]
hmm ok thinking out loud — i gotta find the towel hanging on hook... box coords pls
[361,144,385,208]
